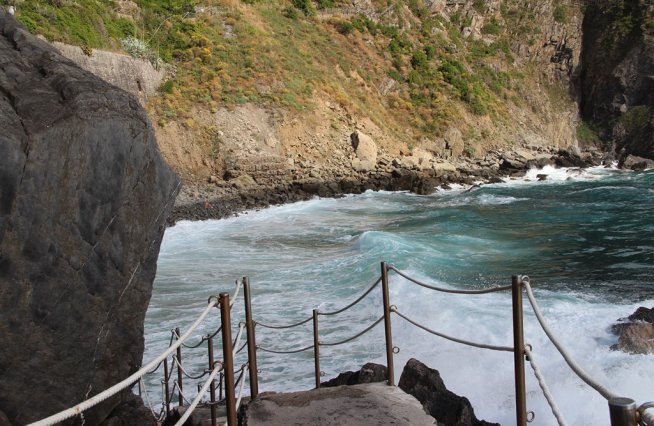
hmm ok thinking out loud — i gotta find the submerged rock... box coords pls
[0,12,179,425]
[321,363,388,387]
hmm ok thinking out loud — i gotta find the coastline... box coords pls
[168,146,609,224]
[167,149,614,226]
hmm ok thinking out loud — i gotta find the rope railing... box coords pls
[255,315,313,330]
[388,265,513,294]
[172,355,209,380]
[176,281,241,349]
[524,345,567,426]
[392,307,515,352]
[232,323,246,358]
[317,277,382,316]
[319,316,385,347]
[173,362,224,426]
[256,343,314,354]
[235,364,249,412]
[522,279,618,401]
[28,298,220,426]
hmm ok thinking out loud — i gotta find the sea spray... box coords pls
[145,168,654,425]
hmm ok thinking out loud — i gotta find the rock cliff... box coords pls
[0,11,179,425]
[576,0,654,159]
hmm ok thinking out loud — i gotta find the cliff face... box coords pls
[576,0,654,158]
[0,12,179,425]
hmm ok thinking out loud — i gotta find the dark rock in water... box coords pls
[537,174,548,181]
[321,363,388,387]
[0,12,179,425]
[398,358,499,426]
[553,150,589,168]
[610,307,654,354]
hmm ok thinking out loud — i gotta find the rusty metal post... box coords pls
[208,335,217,426]
[313,309,321,389]
[512,276,527,426]
[243,277,259,398]
[163,358,171,416]
[381,261,394,386]
[220,292,237,426]
[175,327,184,406]
[609,397,637,426]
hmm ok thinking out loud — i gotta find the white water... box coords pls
[145,167,654,425]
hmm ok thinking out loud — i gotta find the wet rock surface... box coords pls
[611,307,654,355]
[169,147,606,224]
[398,358,499,426]
[0,12,179,425]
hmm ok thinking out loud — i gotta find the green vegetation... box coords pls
[553,3,568,24]
[576,120,601,145]
[7,0,562,139]
[618,105,651,131]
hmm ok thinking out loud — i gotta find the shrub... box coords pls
[121,36,149,58]
[292,0,316,17]
[553,4,567,24]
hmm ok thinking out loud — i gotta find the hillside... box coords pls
[6,0,651,213]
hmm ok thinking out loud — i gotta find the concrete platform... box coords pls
[243,382,437,425]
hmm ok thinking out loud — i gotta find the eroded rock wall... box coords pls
[0,12,179,425]
[576,0,654,158]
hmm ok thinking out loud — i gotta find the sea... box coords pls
[143,166,654,425]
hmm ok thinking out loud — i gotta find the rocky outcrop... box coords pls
[398,358,499,426]
[611,307,654,354]
[321,362,388,387]
[576,0,654,159]
[0,12,179,425]
[320,360,497,426]
[53,41,166,105]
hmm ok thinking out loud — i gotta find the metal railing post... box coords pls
[175,327,184,406]
[381,261,395,386]
[243,277,259,398]
[208,335,217,426]
[609,397,637,426]
[163,358,171,417]
[512,275,527,426]
[220,292,237,426]
[313,309,321,389]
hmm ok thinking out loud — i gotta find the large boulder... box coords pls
[398,358,499,426]
[351,130,377,172]
[0,12,179,425]
[610,307,654,354]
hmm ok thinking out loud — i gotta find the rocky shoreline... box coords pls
[168,145,622,224]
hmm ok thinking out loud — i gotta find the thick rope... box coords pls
[524,346,567,426]
[172,355,208,380]
[388,265,512,294]
[232,323,246,357]
[174,363,223,426]
[146,333,175,374]
[256,343,314,354]
[392,308,514,352]
[178,282,241,348]
[138,377,160,421]
[318,277,382,316]
[255,315,313,330]
[523,280,618,401]
[235,365,249,412]
[28,299,219,426]
[320,316,384,347]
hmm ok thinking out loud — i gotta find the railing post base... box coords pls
[609,397,637,426]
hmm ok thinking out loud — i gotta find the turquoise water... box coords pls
[144,166,654,425]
